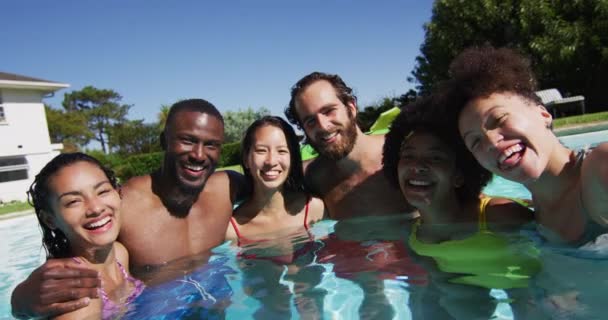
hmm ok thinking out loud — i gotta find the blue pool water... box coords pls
[1,130,607,319]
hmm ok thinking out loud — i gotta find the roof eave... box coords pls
[0,80,70,92]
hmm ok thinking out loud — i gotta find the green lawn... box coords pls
[0,201,32,215]
[553,111,608,128]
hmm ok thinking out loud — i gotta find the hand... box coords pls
[11,258,101,319]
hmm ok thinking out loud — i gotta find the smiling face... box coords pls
[163,110,224,192]
[245,125,291,191]
[458,92,554,184]
[45,161,121,252]
[294,80,358,160]
[397,131,463,208]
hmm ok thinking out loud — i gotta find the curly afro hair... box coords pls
[438,46,544,121]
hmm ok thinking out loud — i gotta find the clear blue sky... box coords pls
[3,0,433,123]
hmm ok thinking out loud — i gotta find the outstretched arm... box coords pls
[11,258,100,319]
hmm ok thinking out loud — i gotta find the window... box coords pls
[0,157,29,182]
[0,105,5,124]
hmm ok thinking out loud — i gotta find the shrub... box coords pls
[114,152,163,182]
[219,141,241,167]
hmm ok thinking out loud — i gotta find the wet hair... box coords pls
[27,152,118,259]
[285,71,358,129]
[162,99,224,148]
[439,46,543,120]
[382,97,492,203]
[240,116,305,193]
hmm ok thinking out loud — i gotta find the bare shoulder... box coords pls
[582,142,608,182]
[113,241,129,268]
[303,158,327,195]
[486,197,534,226]
[120,175,153,205]
[307,196,325,223]
[119,175,154,218]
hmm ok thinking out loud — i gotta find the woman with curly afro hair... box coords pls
[382,97,538,290]
[441,46,608,246]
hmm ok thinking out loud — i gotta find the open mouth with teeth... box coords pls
[260,169,282,181]
[319,131,339,143]
[182,163,208,178]
[498,143,526,171]
[405,179,435,192]
[83,216,113,233]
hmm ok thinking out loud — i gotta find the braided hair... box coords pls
[27,152,118,258]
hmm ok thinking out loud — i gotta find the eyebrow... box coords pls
[461,105,502,141]
[57,181,111,200]
[302,104,337,123]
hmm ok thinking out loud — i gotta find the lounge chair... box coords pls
[535,88,585,117]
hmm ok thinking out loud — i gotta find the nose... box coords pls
[483,129,502,152]
[264,150,277,166]
[410,160,429,174]
[189,143,207,162]
[316,114,333,132]
[86,196,104,216]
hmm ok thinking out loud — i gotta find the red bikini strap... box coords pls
[230,217,243,246]
[303,196,311,230]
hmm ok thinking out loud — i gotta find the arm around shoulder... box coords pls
[485,197,535,226]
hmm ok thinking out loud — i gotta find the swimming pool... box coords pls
[1,130,607,319]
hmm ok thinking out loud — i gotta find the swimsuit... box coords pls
[101,260,145,319]
[409,197,541,289]
[230,197,317,264]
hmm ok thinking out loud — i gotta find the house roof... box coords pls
[0,71,69,92]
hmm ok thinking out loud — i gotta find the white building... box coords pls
[0,72,69,203]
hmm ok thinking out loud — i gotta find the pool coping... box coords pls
[554,120,608,136]
[0,209,34,221]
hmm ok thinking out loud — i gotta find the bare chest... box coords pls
[120,204,231,269]
[317,168,412,219]
[536,189,587,243]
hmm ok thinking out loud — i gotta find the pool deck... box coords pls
[0,209,34,221]
[554,120,608,136]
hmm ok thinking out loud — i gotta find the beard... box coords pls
[155,155,212,217]
[309,115,358,161]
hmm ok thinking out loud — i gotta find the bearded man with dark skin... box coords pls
[285,72,418,220]
[11,99,245,319]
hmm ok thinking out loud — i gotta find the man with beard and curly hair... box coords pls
[286,72,418,220]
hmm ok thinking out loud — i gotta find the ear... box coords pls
[40,210,57,230]
[537,105,553,129]
[346,100,358,118]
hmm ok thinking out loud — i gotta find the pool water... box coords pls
[0,130,607,320]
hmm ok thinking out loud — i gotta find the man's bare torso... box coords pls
[306,135,416,220]
[118,171,234,277]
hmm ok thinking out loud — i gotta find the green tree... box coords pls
[158,104,170,129]
[45,105,92,152]
[412,0,608,112]
[109,120,162,156]
[62,86,131,153]
[223,107,271,143]
[357,97,398,132]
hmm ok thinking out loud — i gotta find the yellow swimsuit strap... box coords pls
[478,196,492,231]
